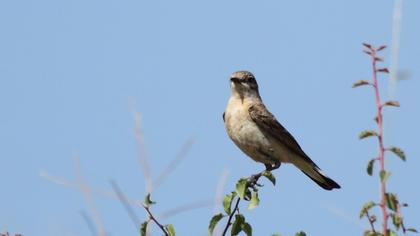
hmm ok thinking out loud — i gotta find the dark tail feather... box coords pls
[301,169,341,190]
[293,157,341,190]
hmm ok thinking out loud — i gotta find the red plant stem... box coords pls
[370,48,388,235]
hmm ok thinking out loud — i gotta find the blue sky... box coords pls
[1,0,419,235]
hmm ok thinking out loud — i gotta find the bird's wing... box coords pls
[248,103,318,167]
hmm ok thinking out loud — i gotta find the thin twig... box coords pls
[324,205,364,228]
[154,137,196,189]
[366,210,377,233]
[110,180,140,230]
[396,203,408,235]
[133,110,153,193]
[40,170,140,206]
[369,46,389,236]
[221,170,265,236]
[80,210,98,236]
[222,197,241,236]
[159,199,220,220]
[214,169,230,214]
[140,203,169,236]
[74,156,106,236]
[42,170,220,226]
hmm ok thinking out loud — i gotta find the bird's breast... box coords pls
[224,98,274,164]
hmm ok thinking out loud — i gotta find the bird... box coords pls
[223,70,340,190]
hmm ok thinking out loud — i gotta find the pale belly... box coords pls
[225,99,294,164]
[224,101,291,164]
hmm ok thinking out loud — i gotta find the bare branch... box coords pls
[366,211,377,233]
[80,210,98,236]
[40,170,140,206]
[110,180,140,230]
[214,169,230,214]
[139,203,169,236]
[159,199,219,220]
[133,110,153,193]
[154,137,196,189]
[74,156,106,236]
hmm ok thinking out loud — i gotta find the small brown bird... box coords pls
[223,71,340,190]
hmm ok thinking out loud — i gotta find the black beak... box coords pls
[230,77,241,83]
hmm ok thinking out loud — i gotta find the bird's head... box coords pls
[229,70,260,99]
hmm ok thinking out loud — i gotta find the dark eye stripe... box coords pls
[245,77,255,83]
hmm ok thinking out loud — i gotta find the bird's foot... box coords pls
[248,174,261,186]
[264,162,281,171]
[248,163,281,187]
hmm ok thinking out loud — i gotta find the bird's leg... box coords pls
[265,162,281,171]
[249,162,281,187]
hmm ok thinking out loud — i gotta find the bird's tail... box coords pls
[293,159,341,190]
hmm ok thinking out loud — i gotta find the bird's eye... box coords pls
[245,77,254,83]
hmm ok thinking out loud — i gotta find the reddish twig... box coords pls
[368,45,389,236]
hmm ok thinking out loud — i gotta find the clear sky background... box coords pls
[1,0,419,235]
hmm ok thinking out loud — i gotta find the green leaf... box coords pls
[241,222,252,236]
[384,100,400,107]
[208,213,224,235]
[387,229,397,236]
[223,192,236,215]
[391,213,402,230]
[385,193,398,211]
[377,68,389,73]
[377,45,387,51]
[375,57,384,62]
[140,221,148,236]
[406,228,418,233]
[231,214,245,236]
[379,170,391,183]
[248,191,260,210]
[363,50,372,55]
[262,171,276,186]
[363,43,372,49]
[271,234,282,236]
[165,224,176,236]
[295,231,307,236]
[359,130,378,139]
[236,178,248,199]
[144,193,156,207]
[367,159,375,176]
[363,231,381,236]
[359,201,376,218]
[352,80,370,88]
[388,146,406,161]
